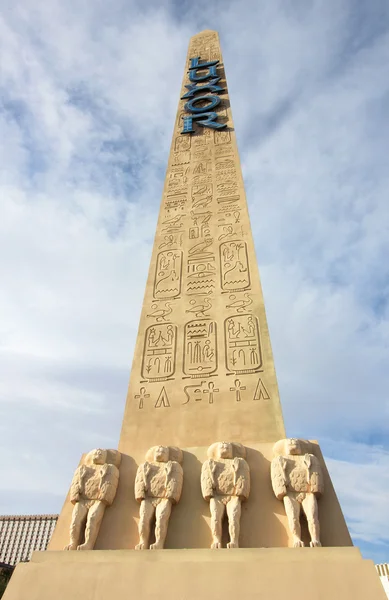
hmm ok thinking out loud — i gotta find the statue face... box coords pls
[286,438,301,456]
[218,441,233,459]
[154,445,169,462]
[91,448,106,465]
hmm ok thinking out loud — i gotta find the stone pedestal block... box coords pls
[4,547,386,600]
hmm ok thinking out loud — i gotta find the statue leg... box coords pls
[210,497,225,549]
[283,495,304,547]
[135,498,155,550]
[150,498,172,550]
[64,502,88,550]
[302,493,321,547]
[226,496,241,549]
[78,500,106,550]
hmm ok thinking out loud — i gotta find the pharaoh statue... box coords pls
[134,445,183,550]
[271,438,324,548]
[201,441,250,549]
[65,448,121,551]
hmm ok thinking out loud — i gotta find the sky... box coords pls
[1,0,389,564]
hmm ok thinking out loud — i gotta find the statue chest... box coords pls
[81,466,103,499]
[285,458,309,492]
[146,464,169,498]
[213,461,237,495]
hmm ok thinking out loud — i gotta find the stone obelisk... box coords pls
[119,29,285,454]
[4,30,386,600]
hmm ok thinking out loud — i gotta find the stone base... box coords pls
[4,547,387,600]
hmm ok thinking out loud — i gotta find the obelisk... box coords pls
[4,30,387,600]
[119,29,285,454]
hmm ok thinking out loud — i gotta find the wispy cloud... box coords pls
[1,0,388,562]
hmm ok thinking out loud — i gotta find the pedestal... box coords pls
[4,547,386,600]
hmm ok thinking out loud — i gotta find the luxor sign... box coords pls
[181,57,227,134]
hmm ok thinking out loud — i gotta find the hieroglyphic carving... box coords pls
[65,449,121,551]
[193,147,212,161]
[166,165,189,196]
[141,324,177,381]
[217,181,239,197]
[186,231,216,296]
[215,144,234,158]
[164,194,187,214]
[185,297,212,318]
[214,130,231,145]
[154,250,182,299]
[201,442,250,549]
[135,387,150,409]
[146,302,173,323]
[225,314,262,374]
[161,214,185,234]
[172,151,190,165]
[253,378,270,400]
[271,439,324,548]
[191,183,213,209]
[189,210,212,239]
[215,157,237,183]
[174,136,191,152]
[225,293,253,313]
[158,233,183,249]
[183,380,220,404]
[230,378,246,402]
[183,319,217,377]
[192,128,212,147]
[217,223,245,240]
[155,387,171,408]
[192,160,212,184]
[135,446,183,550]
[220,241,250,291]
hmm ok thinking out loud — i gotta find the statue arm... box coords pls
[271,457,287,500]
[165,462,183,504]
[308,455,324,495]
[69,466,83,505]
[235,458,250,501]
[134,463,147,503]
[201,460,214,501]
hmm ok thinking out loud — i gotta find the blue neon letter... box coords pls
[181,112,227,133]
[181,78,224,99]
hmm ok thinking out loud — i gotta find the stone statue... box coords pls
[271,438,324,547]
[201,441,250,549]
[65,448,121,551]
[134,445,183,550]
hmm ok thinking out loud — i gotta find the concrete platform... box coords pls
[4,547,387,600]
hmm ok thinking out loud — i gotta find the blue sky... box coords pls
[1,0,389,563]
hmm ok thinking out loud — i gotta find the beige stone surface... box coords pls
[64,448,121,551]
[134,445,183,550]
[271,438,323,548]
[118,29,286,455]
[4,547,387,600]
[49,441,352,551]
[201,442,250,548]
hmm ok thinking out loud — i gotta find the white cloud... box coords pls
[1,0,389,562]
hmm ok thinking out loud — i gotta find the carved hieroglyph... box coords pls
[134,445,183,550]
[201,442,250,549]
[271,438,324,548]
[64,449,121,551]
[119,29,286,452]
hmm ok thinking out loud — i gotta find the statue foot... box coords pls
[135,543,147,550]
[227,542,239,549]
[293,539,305,548]
[77,543,92,551]
[211,542,222,549]
[150,542,164,550]
[64,543,77,551]
[310,540,322,547]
